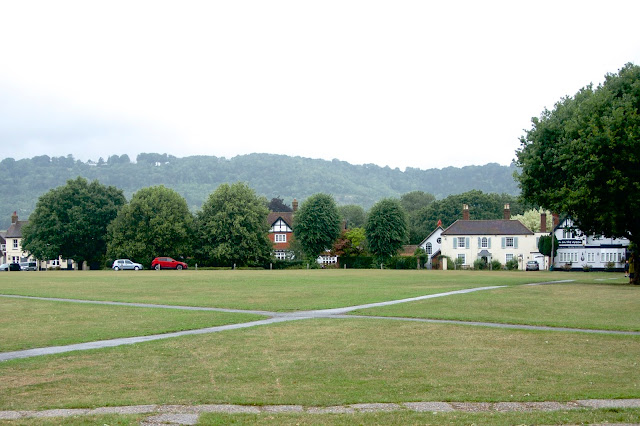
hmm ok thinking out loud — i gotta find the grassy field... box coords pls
[0,269,638,424]
[353,278,640,331]
[0,269,573,311]
[0,297,263,352]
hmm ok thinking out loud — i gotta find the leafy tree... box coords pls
[107,186,194,267]
[511,209,552,232]
[413,190,529,232]
[401,191,436,244]
[400,191,435,213]
[195,182,272,267]
[515,63,640,282]
[267,196,292,212]
[365,198,408,261]
[338,204,367,228]
[294,193,341,261]
[22,177,125,268]
[333,227,367,257]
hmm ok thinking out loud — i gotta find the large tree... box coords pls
[365,198,408,261]
[516,63,640,281]
[195,182,272,267]
[107,186,194,267]
[22,177,125,268]
[293,193,342,261]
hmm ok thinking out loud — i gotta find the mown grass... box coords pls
[198,408,640,426]
[1,318,638,411]
[0,269,590,312]
[0,297,263,352]
[352,279,640,331]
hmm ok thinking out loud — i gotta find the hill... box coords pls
[0,153,520,229]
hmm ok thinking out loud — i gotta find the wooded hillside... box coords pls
[0,153,519,229]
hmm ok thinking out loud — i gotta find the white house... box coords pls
[418,221,444,269]
[552,216,630,271]
[440,204,543,270]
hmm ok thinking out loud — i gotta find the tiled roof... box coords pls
[267,212,294,227]
[5,221,27,238]
[442,220,533,236]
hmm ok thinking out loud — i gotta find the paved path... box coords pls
[2,281,639,362]
[2,280,640,424]
[1,399,639,424]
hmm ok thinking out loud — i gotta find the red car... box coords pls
[151,257,188,270]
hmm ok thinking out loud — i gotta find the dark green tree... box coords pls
[537,234,559,260]
[294,193,341,261]
[401,191,436,243]
[338,204,367,228]
[267,196,292,212]
[515,63,640,282]
[107,186,194,267]
[365,198,408,261]
[22,177,125,268]
[195,182,272,267]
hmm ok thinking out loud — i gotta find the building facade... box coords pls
[552,217,630,271]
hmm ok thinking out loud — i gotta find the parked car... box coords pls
[112,259,143,271]
[0,262,22,271]
[20,261,37,271]
[526,260,540,271]
[151,257,188,270]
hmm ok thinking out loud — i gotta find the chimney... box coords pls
[292,199,298,213]
[552,212,560,228]
[503,204,511,220]
[11,211,18,224]
[462,204,470,221]
[540,211,547,233]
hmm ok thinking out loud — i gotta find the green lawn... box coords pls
[0,297,263,352]
[1,318,638,410]
[0,269,590,312]
[352,280,640,331]
[0,269,638,424]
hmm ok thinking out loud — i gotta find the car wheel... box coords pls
[134,266,139,271]
[114,266,120,271]
[176,264,183,270]
[155,264,161,270]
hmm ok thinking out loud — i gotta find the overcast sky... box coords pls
[1,1,639,170]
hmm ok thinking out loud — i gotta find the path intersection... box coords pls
[1,279,639,423]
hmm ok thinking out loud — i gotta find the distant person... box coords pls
[629,255,635,284]
[624,259,629,277]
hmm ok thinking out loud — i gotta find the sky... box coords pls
[1,1,640,171]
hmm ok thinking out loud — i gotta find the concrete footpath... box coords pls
[1,399,639,425]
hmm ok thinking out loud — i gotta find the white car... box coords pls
[112,259,143,271]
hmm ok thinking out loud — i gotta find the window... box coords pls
[274,251,286,260]
[505,237,514,248]
[426,242,432,255]
[457,254,466,265]
[13,239,18,249]
[458,238,466,248]
[481,237,488,248]
[51,259,60,266]
[505,253,514,263]
[275,234,287,243]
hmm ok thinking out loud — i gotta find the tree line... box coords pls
[0,153,520,230]
[20,177,528,269]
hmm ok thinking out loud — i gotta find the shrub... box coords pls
[473,258,488,270]
[490,260,503,270]
[505,259,519,270]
